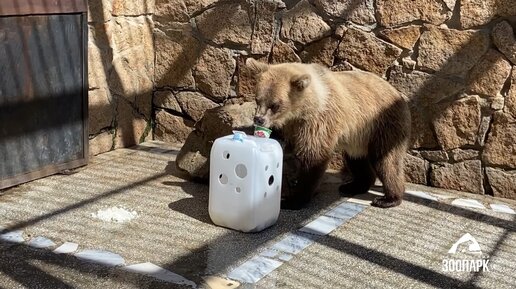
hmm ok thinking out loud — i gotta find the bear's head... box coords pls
[246,59,316,129]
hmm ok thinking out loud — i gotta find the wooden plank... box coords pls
[0,0,87,16]
[0,159,87,190]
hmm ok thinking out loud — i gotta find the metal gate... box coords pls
[0,0,88,189]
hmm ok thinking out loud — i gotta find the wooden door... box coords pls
[0,0,88,189]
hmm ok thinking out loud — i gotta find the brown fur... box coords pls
[247,59,411,209]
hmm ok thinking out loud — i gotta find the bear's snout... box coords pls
[254,116,265,126]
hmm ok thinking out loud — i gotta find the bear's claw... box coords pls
[371,196,401,208]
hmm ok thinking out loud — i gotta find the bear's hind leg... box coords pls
[339,155,376,196]
[371,150,405,208]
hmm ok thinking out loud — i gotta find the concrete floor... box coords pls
[0,141,515,289]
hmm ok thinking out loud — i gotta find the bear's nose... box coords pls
[254,116,265,126]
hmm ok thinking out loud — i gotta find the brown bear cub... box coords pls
[247,59,411,210]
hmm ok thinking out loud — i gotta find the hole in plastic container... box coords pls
[235,164,247,178]
[223,151,230,159]
[236,187,241,193]
[276,162,280,168]
[264,191,267,198]
[219,174,228,184]
[268,175,274,186]
[265,165,269,171]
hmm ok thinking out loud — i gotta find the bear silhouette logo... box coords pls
[448,233,482,255]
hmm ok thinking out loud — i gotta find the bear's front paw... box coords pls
[371,196,402,208]
[338,182,370,196]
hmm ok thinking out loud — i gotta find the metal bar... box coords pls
[82,11,89,163]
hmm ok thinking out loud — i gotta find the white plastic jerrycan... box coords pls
[209,131,283,232]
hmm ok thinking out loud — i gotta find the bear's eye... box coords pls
[270,103,280,113]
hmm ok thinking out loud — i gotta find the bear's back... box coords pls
[331,70,401,100]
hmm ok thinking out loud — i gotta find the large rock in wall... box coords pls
[154,23,200,89]
[154,110,195,144]
[492,21,516,65]
[280,0,331,45]
[251,0,285,54]
[432,96,481,150]
[430,161,484,194]
[300,37,339,66]
[193,46,237,101]
[460,0,516,29]
[486,168,516,199]
[418,26,490,76]
[195,2,253,47]
[312,0,375,25]
[376,0,451,28]
[483,112,516,168]
[378,26,421,50]
[467,49,512,97]
[405,154,429,184]
[336,28,402,75]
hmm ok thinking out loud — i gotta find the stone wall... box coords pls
[87,0,154,155]
[86,1,516,200]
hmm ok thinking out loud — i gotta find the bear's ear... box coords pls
[291,74,311,91]
[246,58,269,74]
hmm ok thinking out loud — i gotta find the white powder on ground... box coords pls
[91,207,138,223]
